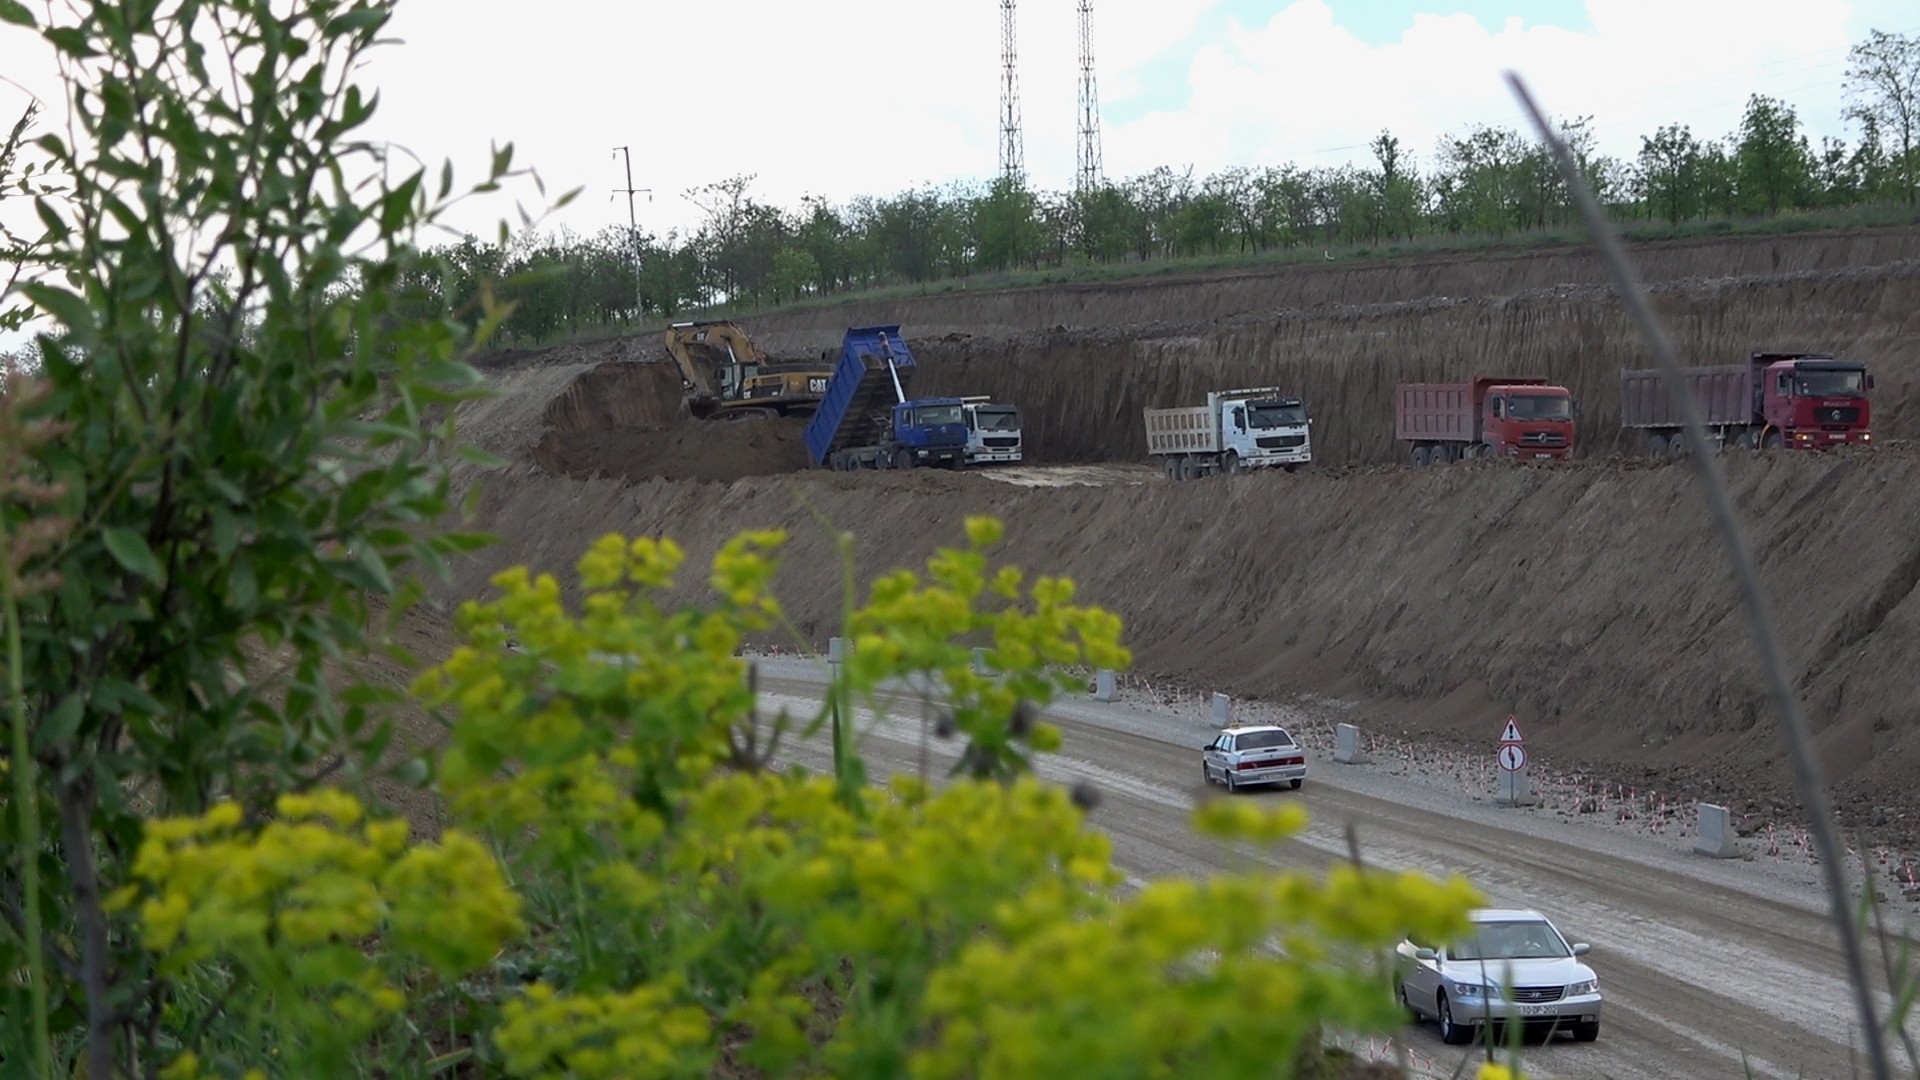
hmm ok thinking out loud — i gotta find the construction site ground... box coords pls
[443,225,1920,857]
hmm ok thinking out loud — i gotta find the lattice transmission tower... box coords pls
[1075,0,1103,191]
[999,0,1024,182]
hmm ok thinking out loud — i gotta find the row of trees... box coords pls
[398,31,1920,345]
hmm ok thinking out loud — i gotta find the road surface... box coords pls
[748,657,1910,1080]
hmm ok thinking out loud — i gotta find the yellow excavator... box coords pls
[663,320,833,421]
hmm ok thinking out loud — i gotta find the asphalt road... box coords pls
[750,657,1909,1080]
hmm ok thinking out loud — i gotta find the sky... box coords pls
[2,0,1917,251]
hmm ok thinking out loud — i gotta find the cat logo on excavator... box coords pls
[663,320,833,421]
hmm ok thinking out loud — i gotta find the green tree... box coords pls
[1433,125,1528,237]
[768,247,820,304]
[1734,93,1814,215]
[1844,29,1920,206]
[0,0,552,1072]
[1366,131,1425,243]
[1638,123,1704,225]
[972,175,1039,272]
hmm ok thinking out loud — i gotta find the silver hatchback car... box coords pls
[1395,908,1602,1044]
[1200,723,1307,792]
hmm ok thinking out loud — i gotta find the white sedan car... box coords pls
[1200,723,1307,792]
[1395,908,1602,1044]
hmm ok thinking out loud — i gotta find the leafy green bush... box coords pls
[122,523,1484,1078]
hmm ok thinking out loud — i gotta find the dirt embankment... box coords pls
[437,225,1920,850]
[741,226,1920,348]
[476,360,813,483]
[902,260,1920,466]
[446,450,1920,849]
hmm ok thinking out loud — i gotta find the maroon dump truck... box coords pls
[1621,351,1874,456]
[1395,376,1577,466]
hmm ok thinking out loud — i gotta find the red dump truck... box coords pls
[1396,376,1577,466]
[1621,352,1874,456]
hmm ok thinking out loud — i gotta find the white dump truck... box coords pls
[1144,387,1312,480]
[959,397,1023,465]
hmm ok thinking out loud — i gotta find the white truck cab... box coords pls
[1145,388,1312,480]
[959,397,1023,465]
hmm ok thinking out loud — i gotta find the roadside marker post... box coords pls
[1333,722,1368,764]
[1494,713,1539,807]
[1694,803,1743,858]
[1211,692,1232,723]
[1092,669,1117,702]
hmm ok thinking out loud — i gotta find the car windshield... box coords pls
[973,408,1020,430]
[1248,404,1307,428]
[1452,919,1570,961]
[914,405,962,426]
[1234,729,1296,750]
[1506,395,1571,420]
[1794,369,1865,396]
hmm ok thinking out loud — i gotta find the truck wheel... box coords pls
[893,447,914,470]
[1412,445,1432,468]
[1763,430,1784,450]
[1177,456,1200,482]
[1164,457,1179,481]
[1667,433,1689,458]
[1224,452,1243,475]
[1431,444,1455,465]
[1737,429,1759,451]
[1644,433,1666,459]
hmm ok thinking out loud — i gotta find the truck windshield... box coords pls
[973,408,1020,431]
[1793,369,1866,396]
[1247,404,1307,428]
[1506,395,1571,420]
[914,405,962,426]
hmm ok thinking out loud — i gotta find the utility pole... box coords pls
[612,146,652,322]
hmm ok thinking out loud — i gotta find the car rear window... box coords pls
[1235,730,1295,750]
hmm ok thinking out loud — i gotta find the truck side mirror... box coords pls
[1869,374,1877,390]
[1573,399,1582,419]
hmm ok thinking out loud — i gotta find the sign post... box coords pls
[1494,713,1538,807]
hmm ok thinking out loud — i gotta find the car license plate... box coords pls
[1518,1004,1555,1016]
[1830,433,1845,440]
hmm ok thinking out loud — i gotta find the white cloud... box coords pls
[3,0,1917,261]
[1104,0,1916,182]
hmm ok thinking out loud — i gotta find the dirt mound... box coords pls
[535,418,813,483]
[526,359,813,482]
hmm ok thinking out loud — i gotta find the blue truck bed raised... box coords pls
[803,326,917,466]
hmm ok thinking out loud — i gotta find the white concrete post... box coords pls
[1333,722,1368,764]
[1093,669,1117,702]
[1211,693,1232,723]
[1694,803,1741,858]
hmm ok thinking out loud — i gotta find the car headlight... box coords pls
[1450,981,1490,998]
[1567,978,1598,995]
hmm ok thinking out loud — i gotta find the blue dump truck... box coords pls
[803,326,968,470]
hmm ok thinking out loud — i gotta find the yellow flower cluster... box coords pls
[844,515,1131,778]
[494,981,712,1079]
[413,532,772,862]
[913,856,1482,1079]
[118,790,523,1043]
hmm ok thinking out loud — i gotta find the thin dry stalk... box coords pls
[1504,71,1891,1080]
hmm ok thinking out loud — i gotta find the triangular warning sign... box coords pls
[1500,716,1524,743]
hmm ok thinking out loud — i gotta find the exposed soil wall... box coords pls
[447,451,1920,846]
[442,225,1920,848]
[908,261,1920,464]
